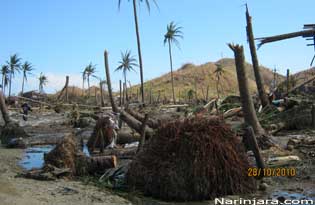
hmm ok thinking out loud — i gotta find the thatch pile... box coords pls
[44,134,77,175]
[127,116,256,201]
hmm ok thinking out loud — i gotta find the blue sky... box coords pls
[1,0,314,94]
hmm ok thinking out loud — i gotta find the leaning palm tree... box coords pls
[84,63,97,97]
[38,72,48,93]
[1,65,10,96]
[164,22,183,104]
[118,0,158,104]
[115,50,138,102]
[214,63,225,99]
[21,61,34,95]
[6,54,21,97]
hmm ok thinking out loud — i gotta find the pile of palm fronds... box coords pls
[127,116,256,201]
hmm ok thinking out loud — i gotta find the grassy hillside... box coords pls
[129,58,284,101]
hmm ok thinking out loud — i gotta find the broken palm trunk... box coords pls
[246,5,269,107]
[0,91,29,145]
[44,134,116,177]
[57,76,69,102]
[229,44,275,149]
[127,116,256,201]
[104,50,154,138]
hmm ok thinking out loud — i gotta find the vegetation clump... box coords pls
[127,116,256,201]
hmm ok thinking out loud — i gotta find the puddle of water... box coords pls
[271,190,315,203]
[19,145,54,170]
[19,143,91,170]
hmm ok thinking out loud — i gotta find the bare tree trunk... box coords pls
[21,77,25,95]
[286,69,290,93]
[119,80,122,106]
[100,81,105,107]
[58,76,69,101]
[65,76,69,103]
[229,43,265,135]
[168,40,176,104]
[104,51,119,113]
[122,83,125,106]
[133,0,144,104]
[246,5,269,107]
[0,90,11,124]
[137,114,149,153]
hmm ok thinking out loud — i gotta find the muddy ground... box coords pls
[0,109,314,205]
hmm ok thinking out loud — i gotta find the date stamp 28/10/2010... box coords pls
[248,167,296,177]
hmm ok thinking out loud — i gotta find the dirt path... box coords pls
[0,146,132,205]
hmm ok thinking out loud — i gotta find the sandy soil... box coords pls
[0,146,132,205]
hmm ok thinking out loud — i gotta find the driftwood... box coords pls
[223,107,242,119]
[267,156,300,167]
[256,29,315,48]
[93,147,137,159]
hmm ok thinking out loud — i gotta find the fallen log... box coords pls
[160,104,189,109]
[256,29,315,48]
[15,96,52,107]
[126,108,159,129]
[223,107,242,119]
[267,155,301,167]
[203,99,217,110]
[284,75,315,96]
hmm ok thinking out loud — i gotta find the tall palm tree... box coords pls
[118,0,158,104]
[84,63,96,97]
[6,54,21,97]
[21,61,34,95]
[115,50,138,102]
[1,65,10,96]
[38,72,48,93]
[164,21,183,104]
[214,63,225,99]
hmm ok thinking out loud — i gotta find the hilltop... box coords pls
[129,58,284,101]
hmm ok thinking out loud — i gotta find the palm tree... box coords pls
[21,61,34,95]
[118,0,158,104]
[214,63,225,99]
[6,54,21,97]
[115,50,138,102]
[84,63,96,97]
[38,72,48,93]
[1,65,10,96]
[164,22,183,104]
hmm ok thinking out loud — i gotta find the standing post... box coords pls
[119,80,122,106]
[246,5,269,107]
[286,69,290,93]
[65,76,69,103]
